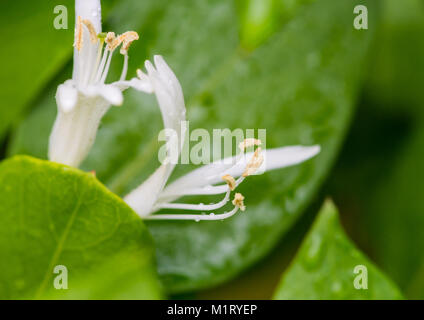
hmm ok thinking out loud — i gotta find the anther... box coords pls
[222,174,236,191]
[242,147,264,177]
[82,19,98,43]
[74,16,83,51]
[119,31,139,55]
[239,138,262,151]
[105,32,122,51]
[232,193,246,211]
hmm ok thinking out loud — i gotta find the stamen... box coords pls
[239,138,261,151]
[144,193,245,221]
[158,185,231,202]
[232,193,246,211]
[158,175,245,201]
[100,50,114,83]
[74,16,83,51]
[154,190,231,212]
[95,33,119,83]
[242,147,264,177]
[144,140,264,221]
[90,35,106,83]
[105,32,122,51]
[120,54,129,81]
[151,175,246,216]
[94,49,109,83]
[82,19,98,44]
[105,32,115,43]
[222,174,236,191]
[142,205,240,221]
[119,31,139,55]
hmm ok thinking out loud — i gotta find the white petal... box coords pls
[145,57,187,172]
[124,165,169,217]
[261,145,321,172]
[49,94,110,168]
[98,85,123,106]
[75,0,102,33]
[159,145,321,201]
[113,77,153,94]
[146,57,186,135]
[154,55,184,104]
[82,85,123,106]
[56,83,78,113]
[73,0,102,82]
[124,57,187,216]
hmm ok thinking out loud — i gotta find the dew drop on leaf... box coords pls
[330,281,344,299]
[302,234,326,270]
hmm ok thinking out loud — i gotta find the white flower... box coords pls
[124,142,321,221]
[48,0,321,221]
[49,0,152,167]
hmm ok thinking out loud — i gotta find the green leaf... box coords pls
[0,156,162,299]
[274,200,403,300]
[9,0,374,293]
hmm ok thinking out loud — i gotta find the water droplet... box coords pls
[210,213,215,217]
[331,281,341,291]
[92,10,98,17]
[330,281,344,298]
[302,234,326,270]
[195,218,200,222]
[351,249,361,259]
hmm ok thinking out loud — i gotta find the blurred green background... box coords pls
[0,0,423,299]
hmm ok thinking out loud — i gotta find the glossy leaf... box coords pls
[0,156,162,299]
[274,200,403,300]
